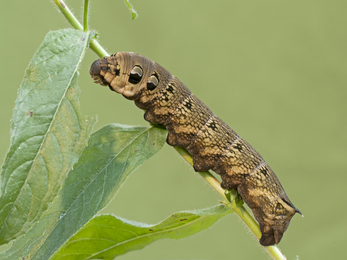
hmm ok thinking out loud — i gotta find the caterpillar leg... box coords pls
[220,174,239,190]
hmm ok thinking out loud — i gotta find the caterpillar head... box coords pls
[90,52,157,100]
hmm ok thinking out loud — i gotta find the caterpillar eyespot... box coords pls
[129,65,143,84]
[147,72,159,90]
[90,52,301,246]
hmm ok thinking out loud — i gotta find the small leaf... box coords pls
[225,189,232,203]
[235,193,244,208]
[224,189,244,208]
[124,0,138,20]
[51,205,233,260]
[1,124,167,260]
[0,29,96,245]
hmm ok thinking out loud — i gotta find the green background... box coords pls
[0,0,346,259]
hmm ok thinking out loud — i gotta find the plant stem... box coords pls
[53,0,83,30]
[53,0,108,57]
[52,1,286,259]
[174,146,286,260]
[83,0,90,32]
[90,39,109,58]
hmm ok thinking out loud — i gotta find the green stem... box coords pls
[52,1,286,259]
[174,146,286,260]
[90,39,109,58]
[83,0,90,32]
[53,0,108,57]
[53,0,83,30]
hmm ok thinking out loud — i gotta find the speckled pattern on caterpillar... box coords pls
[90,52,301,246]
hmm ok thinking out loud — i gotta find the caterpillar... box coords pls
[89,52,301,246]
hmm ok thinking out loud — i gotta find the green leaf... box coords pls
[225,189,232,203]
[1,124,167,260]
[224,189,244,208]
[0,29,96,245]
[51,204,232,260]
[235,193,244,208]
[124,0,138,20]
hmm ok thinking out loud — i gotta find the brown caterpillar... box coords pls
[90,52,301,246]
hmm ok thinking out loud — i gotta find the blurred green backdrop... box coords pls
[1,0,346,259]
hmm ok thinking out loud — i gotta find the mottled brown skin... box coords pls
[90,52,301,246]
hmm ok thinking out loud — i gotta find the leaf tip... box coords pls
[124,0,138,20]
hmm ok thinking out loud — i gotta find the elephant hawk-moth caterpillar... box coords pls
[90,52,301,246]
